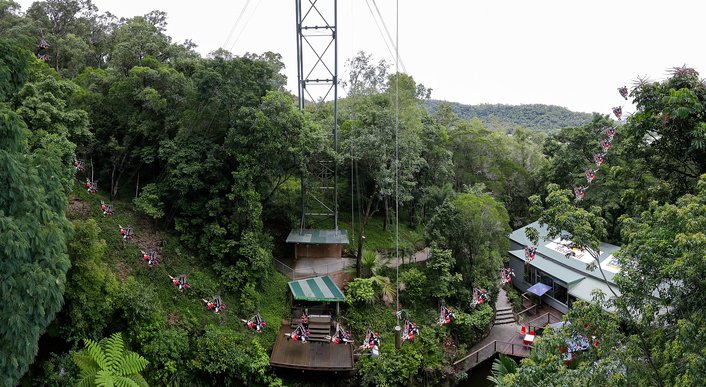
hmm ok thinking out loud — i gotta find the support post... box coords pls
[394,325,401,350]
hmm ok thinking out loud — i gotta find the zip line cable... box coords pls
[229,0,263,52]
[222,0,252,50]
[363,0,395,68]
[370,0,407,73]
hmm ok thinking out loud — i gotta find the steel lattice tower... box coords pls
[295,0,339,232]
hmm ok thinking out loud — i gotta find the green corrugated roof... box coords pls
[288,275,346,302]
[286,229,350,244]
[509,250,585,285]
[569,276,621,307]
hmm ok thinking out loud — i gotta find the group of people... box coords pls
[331,323,353,344]
[524,245,537,264]
[73,159,85,172]
[360,328,381,356]
[36,38,49,62]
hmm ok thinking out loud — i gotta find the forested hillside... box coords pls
[425,99,593,132]
[2,1,706,386]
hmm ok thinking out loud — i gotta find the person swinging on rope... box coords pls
[169,274,190,291]
[288,322,309,342]
[85,178,97,193]
[330,323,353,344]
[119,225,134,241]
[437,306,455,326]
[100,201,114,217]
[142,251,159,268]
[203,295,225,314]
[402,319,419,342]
[243,312,267,332]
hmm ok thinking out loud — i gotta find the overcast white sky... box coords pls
[16,0,706,113]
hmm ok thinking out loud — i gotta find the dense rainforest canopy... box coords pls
[1,1,705,386]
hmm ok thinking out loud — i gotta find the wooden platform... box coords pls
[270,324,354,371]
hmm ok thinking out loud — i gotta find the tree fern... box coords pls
[487,354,518,386]
[73,332,148,387]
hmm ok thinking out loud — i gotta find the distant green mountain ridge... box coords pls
[425,99,594,132]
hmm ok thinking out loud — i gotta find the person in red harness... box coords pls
[524,245,537,263]
[119,225,134,241]
[204,296,225,314]
[288,322,309,342]
[437,306,455,326]
[574,186,587,201]
[142,251,159,268]
[402,319,419,342]
[331,323,353,344]
[612,106,622,120]
[85,178,97,193]
[169,274,190,291]
[73,159,85,172]
[101,201,113,217]
[243,312,266,332]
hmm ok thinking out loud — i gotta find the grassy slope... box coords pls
[68,181,289,351]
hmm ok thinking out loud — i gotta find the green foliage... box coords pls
[0,39,30,101]
[346,278,376,305]
[0,48,73,383]
[73,332,149,387]
[132,183,165,219]
[425,100,593,132]
[487,354,518,385]
[424,246,462,300]
[400,266,427,305]
[357,344,424,387]
[427,191,510,293]
[63,219,117,343]
[191,325,282,386]
[449,304,494,347]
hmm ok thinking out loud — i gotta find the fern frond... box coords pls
[73,352,99,374]
[85,338,109,370]
[95,369,116,387]
[113,375,141,387]
[127,374,149,387]
[115,352,148,376]
[76,372,96,387]
[104,332,125,372]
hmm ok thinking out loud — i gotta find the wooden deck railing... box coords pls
[453,340,532,372]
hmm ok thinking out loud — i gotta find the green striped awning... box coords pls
[288,275,346,302]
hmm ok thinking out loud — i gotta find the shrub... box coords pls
[450,304,494,346]
[346,278,376,305]
[400,267,427,305]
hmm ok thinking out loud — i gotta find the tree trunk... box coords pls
[383,196,389,231]
[357,197,377,277]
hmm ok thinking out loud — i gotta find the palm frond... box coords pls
[127,373,150,387]
[113,375,140,387]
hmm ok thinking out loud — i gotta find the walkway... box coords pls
[453,288,563,372]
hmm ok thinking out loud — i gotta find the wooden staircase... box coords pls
[494,306,516,325]
[290,315,332,342]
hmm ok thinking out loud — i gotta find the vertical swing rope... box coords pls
[349,0,355,248]
[394,0,400,328]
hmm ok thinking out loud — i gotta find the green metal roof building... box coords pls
[508,221,621,313]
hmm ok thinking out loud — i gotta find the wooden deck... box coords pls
[270,324,354,371]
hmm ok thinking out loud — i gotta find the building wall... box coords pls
[294,244,342,259]
[509,255,569,314]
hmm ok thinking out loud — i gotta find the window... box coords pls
[524,263,533,283]
[553,282,568,305]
